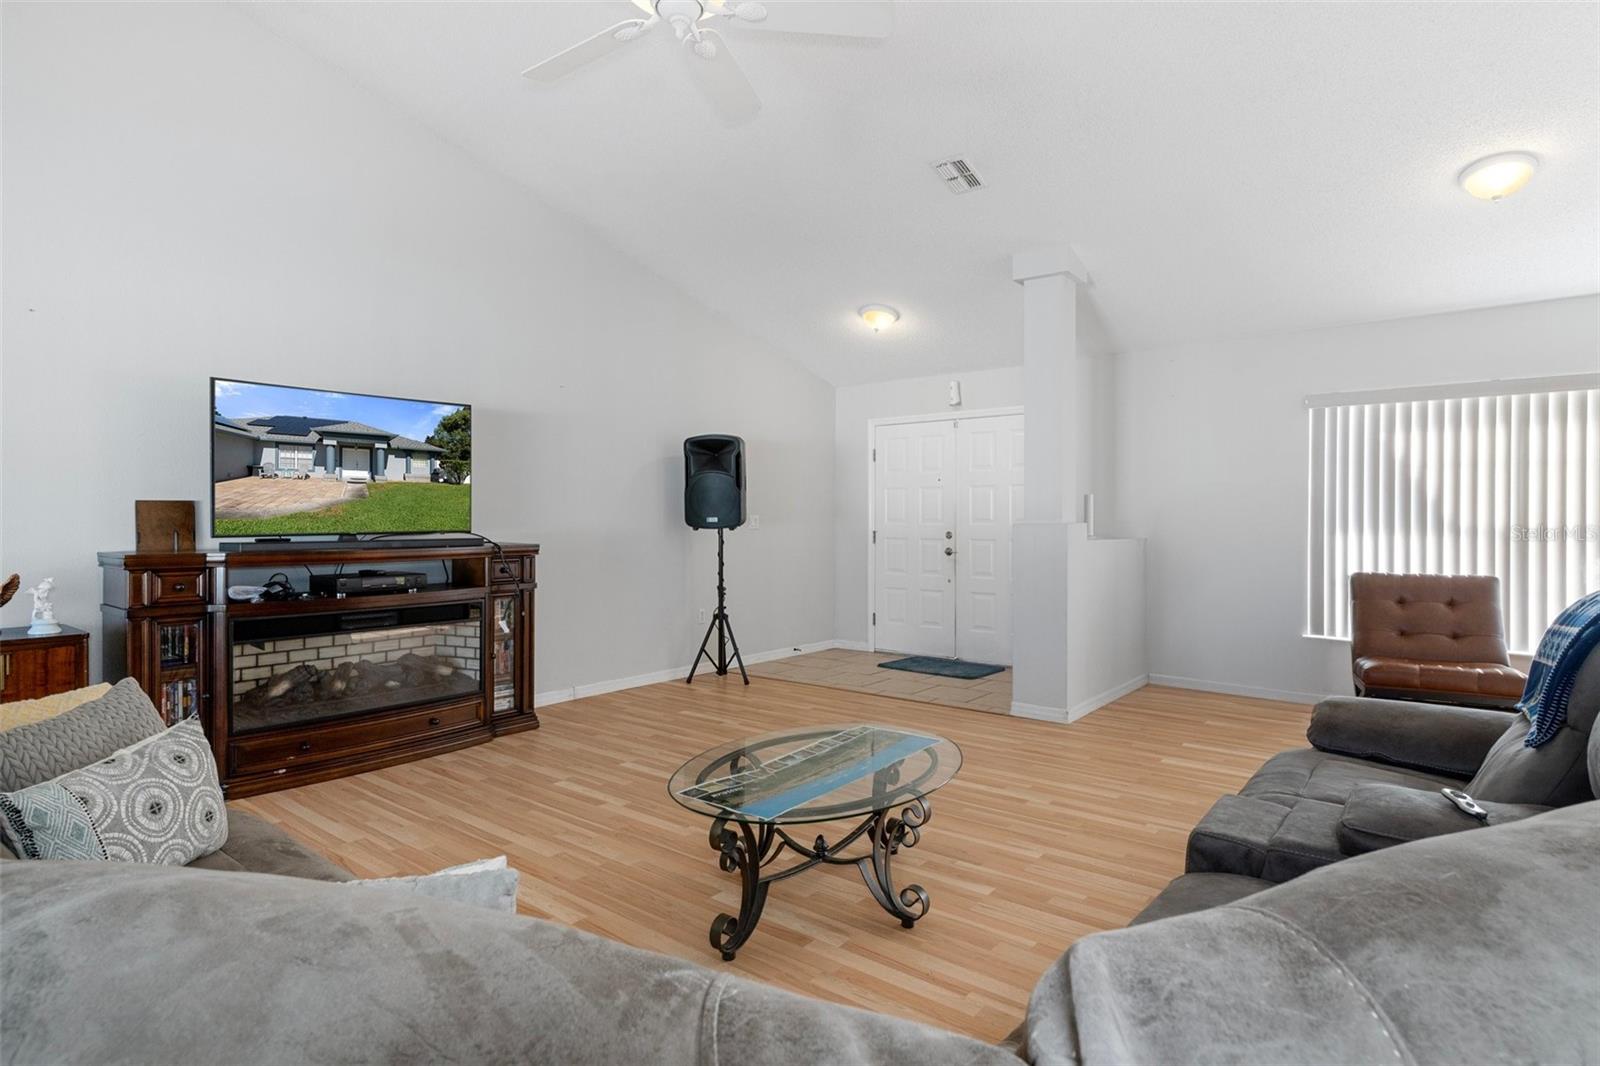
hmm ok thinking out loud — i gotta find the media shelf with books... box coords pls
[155,622,203,726]
[161,677,200,723]
[159,622,200,669]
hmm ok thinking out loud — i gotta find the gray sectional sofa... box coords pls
[4,677,1598,1064]
[1183,646,1598,884]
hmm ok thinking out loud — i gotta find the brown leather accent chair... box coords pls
[1349,573,1527,709]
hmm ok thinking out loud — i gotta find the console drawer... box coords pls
[147,570,205,605]
[489,555,529,585]
[230,698,482,776]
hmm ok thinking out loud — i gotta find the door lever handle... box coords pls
[944,546,955,556]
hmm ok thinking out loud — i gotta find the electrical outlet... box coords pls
[750,514,761,530]
[697,608,708,623]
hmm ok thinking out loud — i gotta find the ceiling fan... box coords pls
[522,0,893,126]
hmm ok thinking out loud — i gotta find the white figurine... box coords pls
[25,578,61,636]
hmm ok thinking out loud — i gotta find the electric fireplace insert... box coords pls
[230,602,483,734]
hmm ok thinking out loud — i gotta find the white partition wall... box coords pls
[1009,247,1148,722]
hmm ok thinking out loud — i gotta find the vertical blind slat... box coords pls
[1586,391,1600,606]
[1527,395,1546,641]
[1324,408,1339,635]
[1307,408,1327,635]
[1363,405,1379,574]
[1307,385,1600,653]
[1495,395,1513,642]
[1568,390,1580,605]
[1396,402,1411,572]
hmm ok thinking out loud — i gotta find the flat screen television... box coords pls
[211,378,471,537]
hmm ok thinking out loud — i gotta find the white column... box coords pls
[1014,246,1088,521]
[1010,246,1089,719]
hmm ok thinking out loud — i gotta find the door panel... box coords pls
[874,421,956,657]
[955,415,1023,664]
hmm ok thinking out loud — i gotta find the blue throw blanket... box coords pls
[1518,590,1600,748]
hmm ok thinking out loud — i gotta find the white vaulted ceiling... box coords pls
[244,2,1599,385]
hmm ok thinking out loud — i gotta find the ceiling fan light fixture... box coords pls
[1458,151,1538,202]
[633,0,719,20]
[859,305,900,333]
[525,1,893,123]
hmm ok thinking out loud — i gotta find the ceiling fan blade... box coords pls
[683,30,762,126]
[522,20,651,82]
[714,0,893,39]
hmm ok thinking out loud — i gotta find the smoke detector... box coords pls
[931,156,985,194]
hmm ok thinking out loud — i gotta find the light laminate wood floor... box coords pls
[750,648,1013,713]
[236,677,1311,1043]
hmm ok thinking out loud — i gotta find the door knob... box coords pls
[944,546,954,556]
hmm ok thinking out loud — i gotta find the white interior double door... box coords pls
[872,414,1023,664]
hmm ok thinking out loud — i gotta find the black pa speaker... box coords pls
[684,435,745,530]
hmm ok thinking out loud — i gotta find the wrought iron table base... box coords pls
[707,797,932,961]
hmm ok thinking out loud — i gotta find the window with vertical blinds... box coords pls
[1306,375,1600,653]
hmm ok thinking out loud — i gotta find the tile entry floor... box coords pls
[749,648,1012,713]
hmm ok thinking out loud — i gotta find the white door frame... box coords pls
[866,406,1025,654]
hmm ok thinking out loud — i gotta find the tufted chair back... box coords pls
[1351,573,1511,665]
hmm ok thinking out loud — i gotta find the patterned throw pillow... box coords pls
[0,678,165,793]
[0,720,227,865]
[0,683,114,732]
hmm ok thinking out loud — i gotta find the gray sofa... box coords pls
[4,679,1598,1064]
[6,799,1596,1064]
[1183,646,1598,883]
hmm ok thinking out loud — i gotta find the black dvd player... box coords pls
[309,570,429,597]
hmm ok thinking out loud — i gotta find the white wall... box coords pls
[1065,528,1146,718]
[1114,295,1600,703]
[0,3,836,698]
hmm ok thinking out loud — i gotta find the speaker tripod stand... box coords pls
[687,528,749,685]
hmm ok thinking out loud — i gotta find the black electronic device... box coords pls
[684,435,745,530]
[683,435,749,686]
[309,570,429,598]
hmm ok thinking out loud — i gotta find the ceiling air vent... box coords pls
[931,157,985,194]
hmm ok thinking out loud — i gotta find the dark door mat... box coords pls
[878,656,1005,680]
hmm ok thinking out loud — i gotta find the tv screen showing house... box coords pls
[212,378,471,537]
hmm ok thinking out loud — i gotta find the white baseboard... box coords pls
[1068,674,1149,721]
[572,666,683,701]
[741,639,841,666]
[1009,674,1150,725]
[1147,673,1321,707]
[535,639,847,711]
[1009,700,1069,723]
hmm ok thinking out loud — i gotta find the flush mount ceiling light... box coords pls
[1458,151,1539,202]
[859,305,900,333]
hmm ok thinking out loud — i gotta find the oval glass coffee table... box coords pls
[669,723,962,960]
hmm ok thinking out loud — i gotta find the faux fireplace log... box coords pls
[99,542,538,797]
